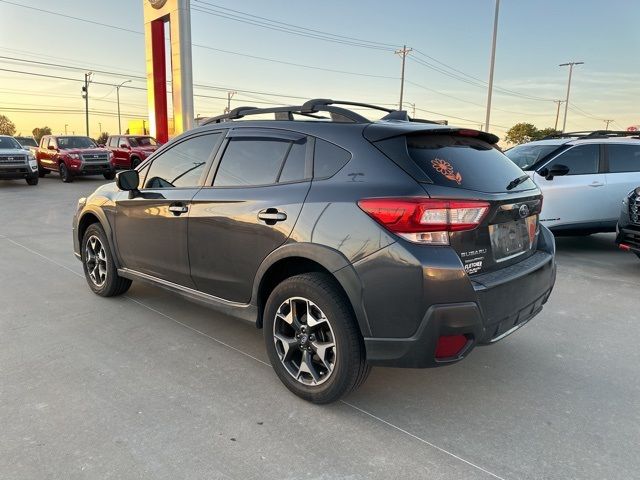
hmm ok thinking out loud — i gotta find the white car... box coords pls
[505,131,640,234]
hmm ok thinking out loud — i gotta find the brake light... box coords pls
[358,198,489,245]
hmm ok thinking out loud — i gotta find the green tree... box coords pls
[96,132,109,146]
[32,126,52,143]
[504,123,539,145]
[0,114,16,136]
[534,127,560,140]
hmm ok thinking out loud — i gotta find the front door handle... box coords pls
[168,203,189,215]
[589,181,605,187]
[258,209,287,223]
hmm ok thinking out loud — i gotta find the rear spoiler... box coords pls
[363,124,500,145]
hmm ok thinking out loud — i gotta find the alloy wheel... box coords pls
[85,235,107,287]
[273,297,337,386]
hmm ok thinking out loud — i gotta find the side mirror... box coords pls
[120,144,130,149]
[540,164,570,180]
[48,145,57,151]
[116,169,139,191]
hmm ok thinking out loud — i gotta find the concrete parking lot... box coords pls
[1,175,638,480]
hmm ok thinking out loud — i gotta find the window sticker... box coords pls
[431,158,462,184]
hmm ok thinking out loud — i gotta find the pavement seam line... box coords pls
[4,235,508,480]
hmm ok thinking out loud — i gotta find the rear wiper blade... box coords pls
[506,174,530,190]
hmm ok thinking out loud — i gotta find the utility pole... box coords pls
[484,0,500,132]
[553,100,564,130]
[82,72,92,137]
[64,124,68,135]
[116,80,132,135]
[224,91,237,114]
[405,102,416,118]
[394,45,412,110]
[603,119,614,131]
[98,122,102,134]
[559,61,584,132]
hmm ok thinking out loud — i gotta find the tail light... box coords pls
[357,198,489,245]
[435,335,468,359]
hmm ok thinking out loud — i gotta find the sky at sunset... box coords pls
[0,0,639,141]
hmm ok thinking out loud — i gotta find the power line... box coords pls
[193,0,401,49]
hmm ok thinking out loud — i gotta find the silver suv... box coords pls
[505,131,640,234]
[0,135,39,185]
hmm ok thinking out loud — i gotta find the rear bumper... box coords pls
[363,226,556,368]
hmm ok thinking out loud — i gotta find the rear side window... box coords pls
[214,137,307,187]
[407,134,535,193]
[608,144,640,173]
[548,144,599,175]
[314,139,351,178]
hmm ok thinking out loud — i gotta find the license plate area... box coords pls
[489,215,537,262]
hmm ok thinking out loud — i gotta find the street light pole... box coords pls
[116,80,132,135]
[83,72,92,137]
[64,124,68,135]
[484,0,500,132]
[559,61,584,132]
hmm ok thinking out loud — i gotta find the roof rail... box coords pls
[543,130,640,140]
[202,98,446,126]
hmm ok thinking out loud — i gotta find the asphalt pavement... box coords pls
[1,175,639,480]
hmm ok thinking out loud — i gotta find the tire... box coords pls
[103,170,116,180]
[130,157,141,169]
[81,223,131,297]
[25,176,38,186]
[59,163,73,183]
[38,166,48,178]
[263,273,369,404]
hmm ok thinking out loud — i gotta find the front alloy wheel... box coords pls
[273,297,336,386]
[81,223,131,297]
[85,235,107,287]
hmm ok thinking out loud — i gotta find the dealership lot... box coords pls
[1,177,638,480]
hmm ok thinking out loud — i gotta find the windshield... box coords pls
[57,136,97,149]
[0,137,22,150]
[129,136,157,147]
[15,137,38,147]
[505,143,562,170]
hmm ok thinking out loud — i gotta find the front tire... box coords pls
[104,170,116,180]
[59,163,73,183]
[81,223,131,297]
[38,166,48,178]
[131,157,141,169]
[25,176,38,186]
[263,273,369,404]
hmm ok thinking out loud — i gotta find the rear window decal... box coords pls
[431,158,462,184]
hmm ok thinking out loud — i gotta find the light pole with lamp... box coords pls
[116,80,132,134]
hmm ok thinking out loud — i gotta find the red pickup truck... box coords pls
[105,135,160,169]
[36,135,116,183]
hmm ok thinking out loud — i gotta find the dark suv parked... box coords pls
[616,186,640,260]
[73,100,556,403]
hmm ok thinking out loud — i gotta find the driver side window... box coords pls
[548,144,599,175]
[142,133,221,189]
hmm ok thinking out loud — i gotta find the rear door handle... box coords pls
[258,209,287,223]
[168,203,189,215]
[589,181,605,187]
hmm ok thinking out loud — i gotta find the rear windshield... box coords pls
[407,134,536,193]
[505,143,562,170]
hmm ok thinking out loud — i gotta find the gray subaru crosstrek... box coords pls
[73,99,556,403]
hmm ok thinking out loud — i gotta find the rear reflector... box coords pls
[619,243,631,251]
[435,335,468,359]
[358,198,489,244]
